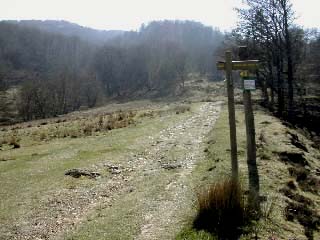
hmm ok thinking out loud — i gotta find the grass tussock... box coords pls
[0,134,20,149]
[174,104,191,114]
[8,135,20,148]
[138,104,191,118]
[0,110,138,148]
[193,178,246,239]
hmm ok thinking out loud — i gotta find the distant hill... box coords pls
[0,19,225,123]
[3,20,125,44]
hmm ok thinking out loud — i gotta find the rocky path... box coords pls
[133,102,222,239]
[4,101,222,240]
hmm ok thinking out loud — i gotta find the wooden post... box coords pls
[226,51,238,181]
[217,52,259,184]
[239,46,260,212]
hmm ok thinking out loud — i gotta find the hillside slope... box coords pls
[3,20,124,44]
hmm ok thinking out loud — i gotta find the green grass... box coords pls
[176,228,216,240]
[0,105,193,239]
[65,170,180,240]
[2,96,319,239]
[176,104,320,239]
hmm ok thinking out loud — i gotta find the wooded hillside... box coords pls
[0,20,224,123]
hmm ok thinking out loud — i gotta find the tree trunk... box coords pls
[259,71,269,106]
[277,40,285,116]
[283,5,294,115]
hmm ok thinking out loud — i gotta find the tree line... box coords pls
[235,0,320,126]
[0,20,223,121]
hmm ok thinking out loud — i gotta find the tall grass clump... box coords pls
[174,104,191,114]
[193,178,246,239]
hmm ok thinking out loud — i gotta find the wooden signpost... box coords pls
[217,60,259,71]
[239,46,260,211]
[217,47,260,211]
[223,51,239,181]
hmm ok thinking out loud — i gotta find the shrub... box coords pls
[104,114,117,130]
[138,111,155,118]
[39,131,47,141]
[83,123,94,136]
[68,128,81,138]
[128,110,136,118]
[98,115,104,128]
[8,135,20,149]
[193,178,246,239]
[174,104,191,114]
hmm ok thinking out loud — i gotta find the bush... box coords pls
[83,123,94,136]
[193,178,246,239]
[174,104,191,114]
[39,131,47,141]
[8,135,20,148]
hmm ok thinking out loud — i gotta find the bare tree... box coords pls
[236,0,300,116]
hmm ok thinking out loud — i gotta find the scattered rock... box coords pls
[105,164,122,174]
[162,163,182,170]
[207,166,216,171]
[207,140,216,144]
[65,169,100,179]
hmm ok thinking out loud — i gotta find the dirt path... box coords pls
[3,101,222,240]
[133,102,222,240]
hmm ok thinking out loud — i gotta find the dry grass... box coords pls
[173,104,191,114]
[193,178,246,239]
[0,102,192,148]
[177,104,320,239]
[137,104,191,118]
[0,134,20,149]
[0,100,195,240]
[0,110,137,145]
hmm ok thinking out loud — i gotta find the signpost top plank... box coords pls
[217,60,259,71]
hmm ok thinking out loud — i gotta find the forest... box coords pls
[0,20,223,122]
[0,0,319,138]
[234,0,320,140]
[1,1,320,239]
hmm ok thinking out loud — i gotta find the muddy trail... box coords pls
[3,101,222,240]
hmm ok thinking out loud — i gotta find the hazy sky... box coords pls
[0,0,319,31]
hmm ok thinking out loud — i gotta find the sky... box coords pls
[0,0,319,31]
